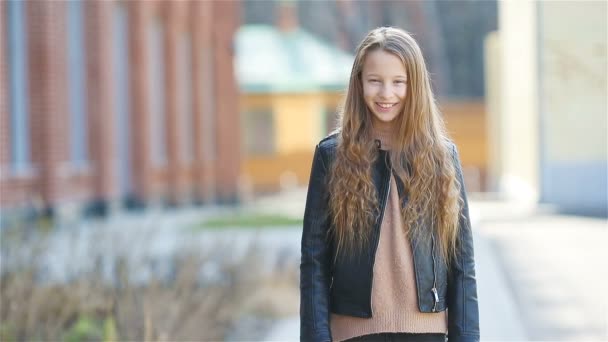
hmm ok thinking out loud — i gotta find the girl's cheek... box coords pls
[363,84,377,96]
[399,85,407,98]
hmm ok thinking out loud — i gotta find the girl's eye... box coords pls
[394,80,406,84]
[369,79,380,83]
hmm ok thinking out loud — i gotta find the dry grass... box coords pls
[0,223,300,341]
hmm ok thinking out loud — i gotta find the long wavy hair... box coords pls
[328,27,462,265]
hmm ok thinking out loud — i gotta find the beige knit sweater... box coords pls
[330,129,447,342]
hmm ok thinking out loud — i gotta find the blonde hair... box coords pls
[328,27,462,265]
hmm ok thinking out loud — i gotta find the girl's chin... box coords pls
[372,112,399,123]
[371,115,398,130]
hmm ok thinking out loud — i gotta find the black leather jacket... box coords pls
[300,133,480,342]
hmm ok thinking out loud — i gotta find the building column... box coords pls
[496,0,539,202]
[192,0,216,204]
[127,0,152,207]
[27,1,70,212]
[84,1,116,214]
[212,0,241,203]
[164,2,184,205]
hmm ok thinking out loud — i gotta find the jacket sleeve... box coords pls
[447,144,480,342]
[300,144,333,342]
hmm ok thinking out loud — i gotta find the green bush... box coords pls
[64,315,103,342]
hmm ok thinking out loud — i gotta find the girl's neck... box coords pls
[371,121,394,151]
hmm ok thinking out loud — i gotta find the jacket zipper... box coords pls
[407,192,440,312]
[431,234,439,312]
[369,162,391,317]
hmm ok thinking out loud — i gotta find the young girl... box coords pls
[300,27,479,342]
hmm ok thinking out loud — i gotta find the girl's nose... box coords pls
[379,84,393,98]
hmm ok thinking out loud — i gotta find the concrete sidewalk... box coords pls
[475,210,607,341]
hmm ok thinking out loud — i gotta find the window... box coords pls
[148,19,167,166]
[113,4,132,195]
[244,109,275,156]
[179,33,194,163]
[67,0,88,166]
[7,0,30,171]
[200,47,216,162]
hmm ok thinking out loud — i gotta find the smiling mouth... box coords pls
[375,102,397,109]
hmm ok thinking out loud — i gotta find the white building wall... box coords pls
[538,1,607,215]
[488,1,607,215]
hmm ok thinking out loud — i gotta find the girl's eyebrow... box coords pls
[365,73,407,79]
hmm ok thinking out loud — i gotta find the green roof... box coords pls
[235,24,354,94]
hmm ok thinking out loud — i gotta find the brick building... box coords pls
[0,1,241,219]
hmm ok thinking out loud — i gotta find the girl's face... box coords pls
[361,49,408,129]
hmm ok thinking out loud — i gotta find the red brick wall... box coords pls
[85,1,115,202]
[192,1,213,204]
[213,1,241,203]
[194,0,219,204]
[0,1,242,213]
[165,2,184,205]
[127,1,149,203]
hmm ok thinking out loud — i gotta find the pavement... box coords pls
[475,210,607,341]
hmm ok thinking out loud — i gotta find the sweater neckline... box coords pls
[372,125,393,151]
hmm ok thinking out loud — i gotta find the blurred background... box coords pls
[0,0,606,341]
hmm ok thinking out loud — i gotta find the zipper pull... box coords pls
[431,287,439,312]
[430,235,439,312]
